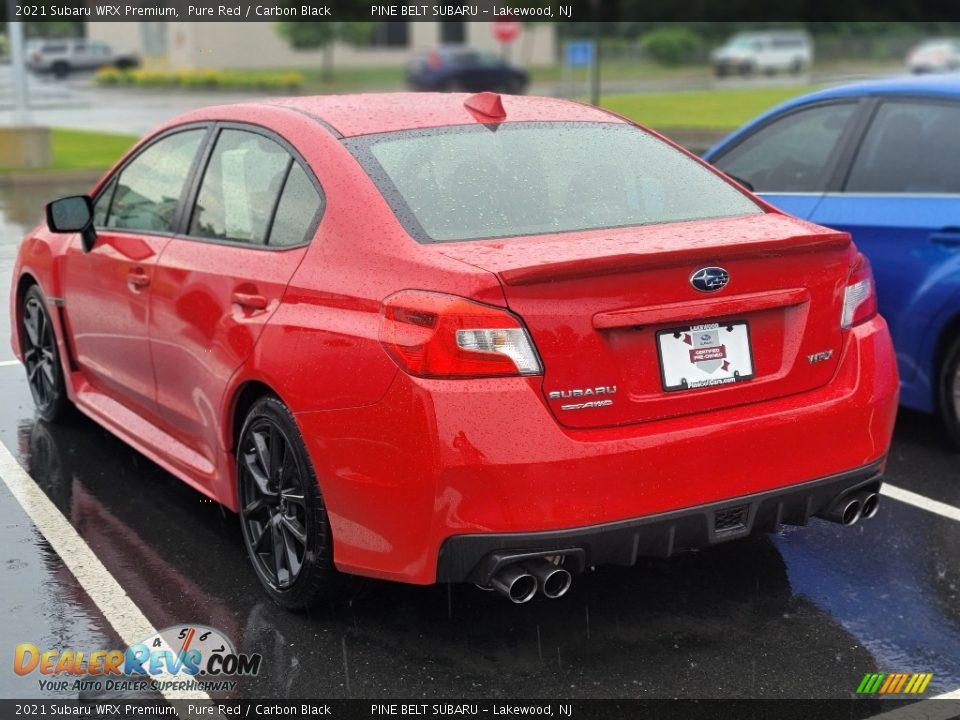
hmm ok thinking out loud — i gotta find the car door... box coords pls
[61,126,208,419]
[149,125,323,469]
[72,41,92,70]
[808,98,960,389]
[709,100,864,220]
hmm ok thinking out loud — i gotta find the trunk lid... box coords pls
[436,213,853,429]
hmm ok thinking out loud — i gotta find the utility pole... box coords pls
[7,2,31,126]
[589,17,601,106]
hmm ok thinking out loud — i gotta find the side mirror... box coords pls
[46,195,97,252]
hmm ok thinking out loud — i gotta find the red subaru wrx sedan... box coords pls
[11,93,898,609]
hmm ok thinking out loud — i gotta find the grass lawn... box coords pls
[0,129,139,174]
[530,61,708,84]
[600,85,821,130]
[297,66,405,93]
[49,128,139,171]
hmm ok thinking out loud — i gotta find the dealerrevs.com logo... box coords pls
[13,625,262,693]
[857,672,934,695]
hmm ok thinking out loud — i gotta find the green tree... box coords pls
[275,21,375,83]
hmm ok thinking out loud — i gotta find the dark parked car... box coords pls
[406,48,528,94]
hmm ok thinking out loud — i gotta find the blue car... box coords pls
[704,75,960,445]
[406,48,528,94]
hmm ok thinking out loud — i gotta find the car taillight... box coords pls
[428,51,442,70]
[841,254,878,329]
[380,290,542,378]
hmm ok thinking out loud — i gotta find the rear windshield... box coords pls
[345,122,762,243]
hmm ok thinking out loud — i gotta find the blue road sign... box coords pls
[565,41,595,68]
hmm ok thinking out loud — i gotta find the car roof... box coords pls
[705,74,960,158]
[260,92,625,137]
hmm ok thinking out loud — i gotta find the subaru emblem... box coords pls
[690,267,729,293]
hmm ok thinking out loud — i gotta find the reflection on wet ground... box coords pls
[0,181,958,700]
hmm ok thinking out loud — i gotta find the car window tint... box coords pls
[846,101,960,194]
[714,103,857,192]
[107,129,204,233]
[347,122,761,243]
[269,164,322,247]
[190,129,291,245]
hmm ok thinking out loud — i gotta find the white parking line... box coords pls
[0,359,21,367]
[882,484,960,524]
[0,440,210,704]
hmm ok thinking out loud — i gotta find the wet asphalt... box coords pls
[0,180,958,702]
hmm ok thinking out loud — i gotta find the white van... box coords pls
[711,31,813,77]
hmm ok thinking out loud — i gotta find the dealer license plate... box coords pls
[656,321,755,392]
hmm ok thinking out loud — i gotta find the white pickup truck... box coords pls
[26,39,139,78]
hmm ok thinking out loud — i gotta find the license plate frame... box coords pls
[656,321,755,392]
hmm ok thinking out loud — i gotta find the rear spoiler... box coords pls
[498,232,851,287]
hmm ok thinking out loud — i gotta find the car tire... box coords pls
[504,77,527,95]
[20,285,71,423]
[789,59,805,75]
[237,395,344,610]
[51,61,71,79]
[938,335,960,450]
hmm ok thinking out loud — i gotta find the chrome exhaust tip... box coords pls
[818,496,863,526]
[860,492,880,520]
[490,565,538,604]
[523,559,572,599]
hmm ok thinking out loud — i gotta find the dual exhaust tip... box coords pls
[490,559,572,604]
[490,489,881,602]
[818,489,880,526]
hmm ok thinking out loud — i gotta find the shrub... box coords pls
[640,28,702,66]
[93,67,304,92]
[94,67,127,86]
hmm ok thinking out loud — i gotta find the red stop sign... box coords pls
[493,20,520,44]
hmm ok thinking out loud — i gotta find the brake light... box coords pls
[841,254,878,328]
[428,50,442,70]
[380,291,542,378]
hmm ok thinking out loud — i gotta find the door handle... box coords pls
[930,228,960,247]
[232,292,268,311]
[128,269,150,289]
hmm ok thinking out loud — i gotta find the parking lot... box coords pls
[0,178,958,704]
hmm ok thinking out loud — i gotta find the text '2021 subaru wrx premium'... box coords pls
[11,92,898,609]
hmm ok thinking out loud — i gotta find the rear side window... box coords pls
[346,122,760,243]
[106,129,205,233]
[713,102,857,193]
[190,129,291,245]
[269,164,323,247]
[845,101,960,194]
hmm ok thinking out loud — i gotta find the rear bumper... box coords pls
[295,315,898,585]
[437,461,882,584]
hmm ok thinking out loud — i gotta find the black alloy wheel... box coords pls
[21,286,70,422]
[238,396,340,609]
